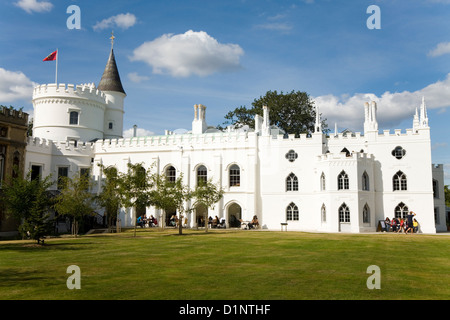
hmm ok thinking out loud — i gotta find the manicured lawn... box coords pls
[0,228,449,300]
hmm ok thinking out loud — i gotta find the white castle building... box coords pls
[25,44,447,234]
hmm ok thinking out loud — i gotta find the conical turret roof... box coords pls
[98,48,126,95]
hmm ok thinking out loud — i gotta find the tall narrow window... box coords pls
[338,170,349,190]
[31,165,42,181]
[57,166,69,190]
[362,171,370,191]
[166,166,176,183]
[320,173,326,191]
[0,145,5,188]
[395,202,408,219]
[321,204,327,223]
[286,202,299,221]
[433,179,439,198]
[286,173,298,191]
[69,111,79,125]
[197,165,207,185]
[229,164,240,187]
[393,171,407,191]
[339,203,350,223]
[363,204,370,223]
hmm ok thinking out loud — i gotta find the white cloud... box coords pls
[15,0,53,13]
[428,42,450,57]
[128,72,149,83]
[123,127,155,138]
[254,22,293,33]
[313,73,450,131]
[0,68,36,103]
[130,30,244,78]
[93,13,137,31]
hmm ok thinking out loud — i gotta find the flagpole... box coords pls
[55,48,58,85]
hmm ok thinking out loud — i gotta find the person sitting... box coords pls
[384,217,391,232]
[413,218,419,233]
[249,215,259,229]
[212,216,219,228]
[169,215,176,227]
[137,216,144,228]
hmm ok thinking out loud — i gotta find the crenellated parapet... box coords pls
[33,83,107,107]
[27,136,95,154]
[0,106,29,126]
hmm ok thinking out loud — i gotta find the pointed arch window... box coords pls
[362,171,370,191]
[286,202,299,221]
[393,171,407,191]
[363,204,370,223]
[339,203,350,223]
[320,172,326,191]
[286,173,298,191]
[395,202,409,219]
[338,170,349,190]
[321,204,327,223]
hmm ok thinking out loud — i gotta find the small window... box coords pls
[166,166,176,183]
[57,166,69,190]
[69,111,79,125]
[321,204,326,223]
[320,173,326,191]
[363,204,370,223]
[229,164,240,187]
[362,171,370,191]
[338,170,349,190]
[339,203,350,223]
[392,146,406,159]
[395,202,408,219]
[197,165,207,185]
[286,173,298,191]
[31,165,42,181]
[433,179,439,198]
[109,122,113,130]
[285,150,298,162]
[286,202,299,221]
[393,171,407,191]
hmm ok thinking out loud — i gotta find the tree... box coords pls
[54,173,96,237]
[1,170,54,244]
[151,172,193,235]
[96,164,124,232]
[445,185,450,207]
[120,162,154,237]
[192,179,225,233]
[220,90,328,136]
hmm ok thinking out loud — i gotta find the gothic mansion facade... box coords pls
[24,47,447,234]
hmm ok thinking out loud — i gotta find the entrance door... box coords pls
[228,203,242,228]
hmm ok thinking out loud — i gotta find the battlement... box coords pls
[0,106,29,125]
[96,130,254,151]
[27,136,95,153]
[32,83,107,105]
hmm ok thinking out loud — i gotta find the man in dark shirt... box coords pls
[405,211,416,234]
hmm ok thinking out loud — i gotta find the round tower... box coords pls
[97,34,126,140]
[32,83,107,143]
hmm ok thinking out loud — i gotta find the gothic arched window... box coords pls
[286,173,298,191]
[338,171,349,190]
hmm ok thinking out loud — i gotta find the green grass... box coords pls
[0,228,449,300]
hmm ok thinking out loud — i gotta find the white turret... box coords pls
[192,104,207,134]
[364,101,378,134]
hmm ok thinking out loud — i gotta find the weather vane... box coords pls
[110,30,115,48]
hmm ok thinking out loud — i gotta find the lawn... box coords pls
[0,228,449,300]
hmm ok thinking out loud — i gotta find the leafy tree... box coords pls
[1,170,54,244]
[151,172,193,235]
[220,90,328,136]
[54,173,96,237]
[120,162,154,237]
[445,185,450,207]
[192,179,225,233]
[96,164,124,232]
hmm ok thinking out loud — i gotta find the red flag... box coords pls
[43,50,57,61]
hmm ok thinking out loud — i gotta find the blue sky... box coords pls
[1,0,449,183]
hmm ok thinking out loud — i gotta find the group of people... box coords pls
[384,211,419,233]
[137,215,158,228]
[240,215,259,230]
[208,216,226,228]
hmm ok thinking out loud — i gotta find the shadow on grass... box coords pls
[0,241,93,252]
[0,268,53,287]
